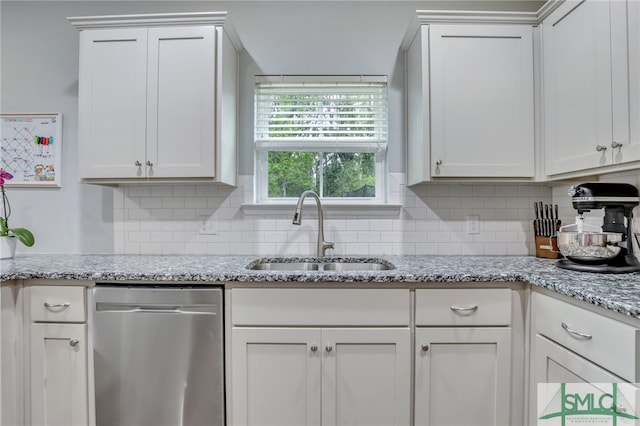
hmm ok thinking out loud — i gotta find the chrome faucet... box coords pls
[293,190,334,257]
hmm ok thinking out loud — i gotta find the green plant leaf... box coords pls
[10,228,35,247]
[0,217,7,236]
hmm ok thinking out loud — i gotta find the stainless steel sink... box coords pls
[323,262,393,271]
[247,262,319,271]
[246,258,395,272]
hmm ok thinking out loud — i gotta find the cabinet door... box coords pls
[626,0,640,163]
[429,25,534,178]
[78,28,147,179]
[543,0,614,175]
[529,335,627,425]
[231,328,322,426]
[30,323,88,426]
[415,327,511,426]
[321,328,411,426]
[146,26,216,178]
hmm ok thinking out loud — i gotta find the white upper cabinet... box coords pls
[69,13,240,184]
[543,0,640,177]
[629,0,640,167]
[76,28,148,179]
[403,14,536,183]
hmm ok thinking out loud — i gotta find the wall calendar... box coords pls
[0,113,62,187]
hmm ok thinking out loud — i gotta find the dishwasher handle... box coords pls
[96,302,218,314]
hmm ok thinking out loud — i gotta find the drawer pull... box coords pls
[44,302,70,311]
[69,339,80,347]
[561,322,593,340]
[421,344,429,352]
[450,305,478,315]
[310,345,318,352]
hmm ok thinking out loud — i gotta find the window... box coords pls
[254,76,388,203]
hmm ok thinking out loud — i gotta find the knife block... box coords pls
[534,236,560,259]
[533,221,561,259]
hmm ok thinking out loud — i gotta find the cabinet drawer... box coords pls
[415,288,511,326]
[30,286,86,323]
[533,292,640,381]
[231,288,410,326]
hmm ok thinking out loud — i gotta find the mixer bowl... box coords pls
[557,231,623,264]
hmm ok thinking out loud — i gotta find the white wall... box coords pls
[1,0,548,255]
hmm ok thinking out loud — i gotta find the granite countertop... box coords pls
[2,254,640,319]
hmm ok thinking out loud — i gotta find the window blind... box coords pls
[255,77,388,150]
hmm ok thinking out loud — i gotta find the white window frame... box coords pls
[254,75,388,205]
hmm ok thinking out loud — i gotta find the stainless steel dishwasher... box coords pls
[93,285,224,426]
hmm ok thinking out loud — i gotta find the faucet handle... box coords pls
[322,241,334,256]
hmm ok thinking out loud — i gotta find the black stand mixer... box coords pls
[556,182,640,273]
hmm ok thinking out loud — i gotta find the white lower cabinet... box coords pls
[232,327,410,426]
[414,289,514,426]
[232,328,321,426]
[26,283,91,426]
[30,323,88,426]
[533,334,625,385]
[229,288,411,426]
[414,328,512,426]
[529,291,640,425]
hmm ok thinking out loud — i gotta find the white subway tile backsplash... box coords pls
[508,243,531,255]
[115,176,554,256]
[174,185,196,197]
[484,243,507,255]
[357,231,381,243]
[439,197,462,208]
[162,242,185,255]
[149,209,173,220]
[405,207,428,220]
[370,219,394,231]
[139,243,162,254]
[128,231,150,243]
[127,208,151,221]
[472,185,496,197]
[403,231,429,243]
[427,231,451,243]
[461,197,485,208]
[438,243,462,255]
[150,186,174,197]
[127,186,151,197]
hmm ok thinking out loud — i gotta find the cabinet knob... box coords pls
[436,159,443,166]
[310,345,318,352]
[325,344,333,353]
[611,141,623,149]
[146,160,154,167]
[69,339,80,347]
[421,344,429,352]
[135,161,142,166]
[596,145,608,152]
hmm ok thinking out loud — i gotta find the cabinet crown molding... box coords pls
[401,2,565,51]
[415,10,540,24]
[67,12,242,51]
